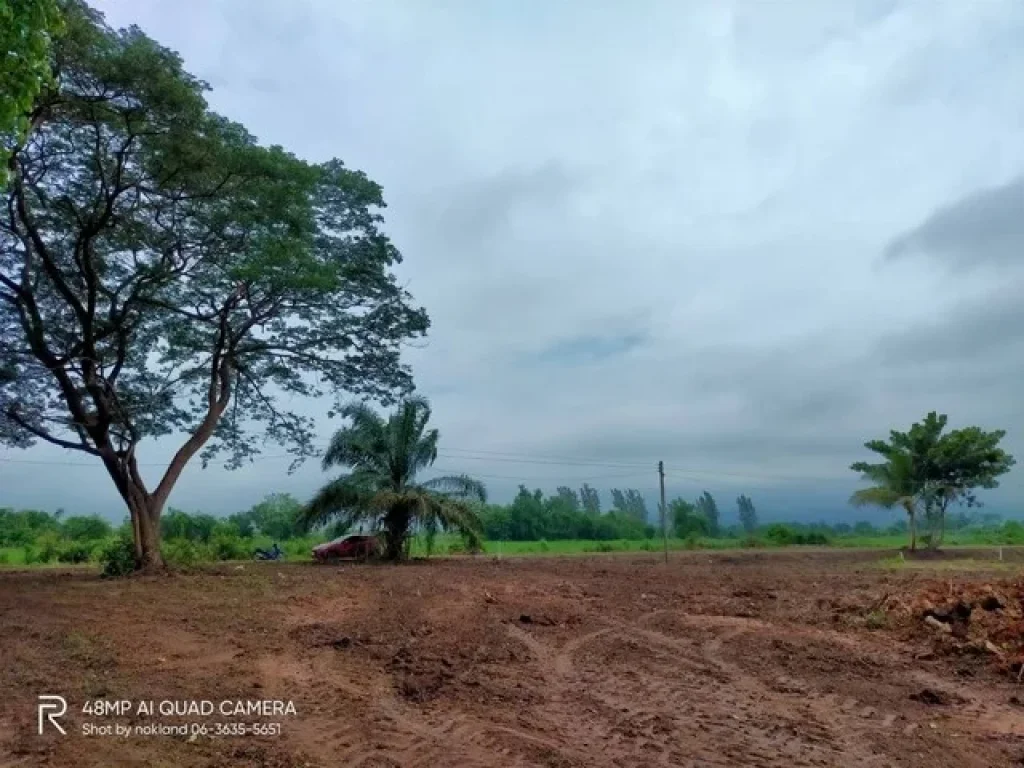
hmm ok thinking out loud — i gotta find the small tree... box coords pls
[299,397,486,561]
[0,3,427,570]
[247,493,303,540]
[736,494,757,534]
[669,498,706,538]
[851,413,1014,551]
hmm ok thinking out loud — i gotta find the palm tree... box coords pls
[850,450,921,550]
[300,397,486,561]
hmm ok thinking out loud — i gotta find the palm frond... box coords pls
[299,473,377,531]
[322,401,391,473]
[849,487,902,509]
[420,474,487,503]
[423,493,483,549]
[387,396,437,483]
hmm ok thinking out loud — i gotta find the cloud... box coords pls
[885,176,1024,270]
[3,0,1024,520]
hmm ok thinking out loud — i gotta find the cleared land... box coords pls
[1,550,1023,767]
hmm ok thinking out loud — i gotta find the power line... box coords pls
[439,446,652,469]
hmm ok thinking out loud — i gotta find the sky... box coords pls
[2,0,1023,524]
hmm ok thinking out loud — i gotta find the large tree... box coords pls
[1,0,63,186]
[299,397,486,561]
[0,2,428,569]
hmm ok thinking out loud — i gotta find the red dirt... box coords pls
[1,549,1023,767]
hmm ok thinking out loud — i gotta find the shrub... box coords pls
[57,541,94,564]
[163,538,201,567]
[684,533,700,550]
[100,537,136,578]
[209,533,247,561]
[1000,521,1024,545]
[36,532,62,563]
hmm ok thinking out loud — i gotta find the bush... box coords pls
[57,541,95,564]
[100,537,136,578]
[209,533,247,561]
[1000,521,1024,545]
[36,532,62,563]
[163,538,201,567]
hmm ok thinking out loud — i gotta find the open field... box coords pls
[1,549,1023,767]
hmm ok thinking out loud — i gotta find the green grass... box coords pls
[3,530,1022,569]
[874,555,1021,573]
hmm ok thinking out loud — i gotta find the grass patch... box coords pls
[874,555,1019,573]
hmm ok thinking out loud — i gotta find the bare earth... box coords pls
[1,550,1022,767]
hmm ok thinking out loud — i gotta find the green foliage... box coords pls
[301,397,486,561]
[162,538,200,567]
[100,536,136,578]
[0,507,60,546]
[669,498,707,538]
[56,541,94,564]
[610,488,648,521]
[209,533,246,561]
[479,488,650,542]
[0,0,63,186]
[60,515,112,541]
[36,530,61,562]
[579,484,601,515]
[161,509,218,543]
[554,487,579,512]
[225,512,255,538]
[762,524,830,546]
[246,493,302,540]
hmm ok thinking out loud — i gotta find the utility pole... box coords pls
[658,460,668,564]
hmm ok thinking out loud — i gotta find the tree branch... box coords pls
[4,407,101,456]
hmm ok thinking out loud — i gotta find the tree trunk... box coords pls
[908,509,917,552]
[123,484,166,571]
[383,507,411,561]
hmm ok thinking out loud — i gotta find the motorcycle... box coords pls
[253,543,284,561]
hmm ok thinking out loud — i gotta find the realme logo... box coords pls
[37,695,67,735]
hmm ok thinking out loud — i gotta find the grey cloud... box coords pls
[885,176,1024,269]
[876,288,1024,366]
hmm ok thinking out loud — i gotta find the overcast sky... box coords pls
[2,0,1023,523]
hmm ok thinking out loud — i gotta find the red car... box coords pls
[312,534,381,563]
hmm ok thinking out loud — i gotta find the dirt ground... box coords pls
[1,549,1023,768]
